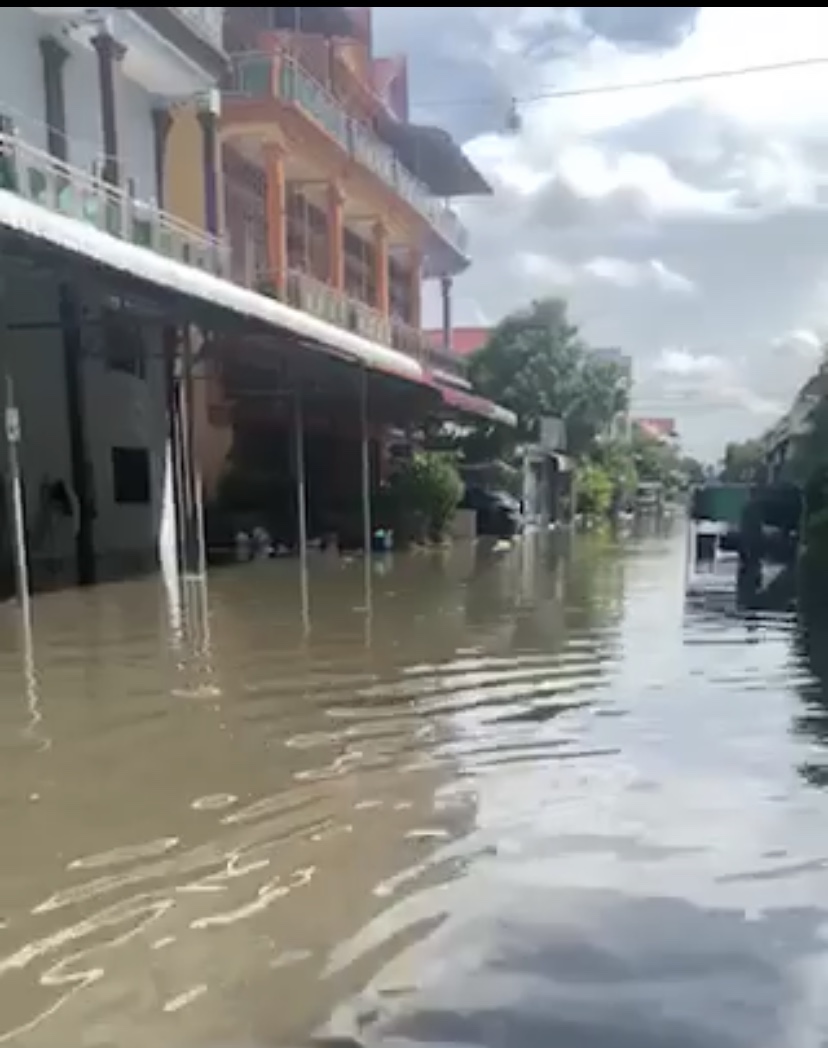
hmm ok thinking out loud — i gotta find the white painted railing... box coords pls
[280,269,467,378]
[0,132,230,277]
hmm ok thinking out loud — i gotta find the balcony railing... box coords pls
[228,51,469,259]
[0,133,230,277]
[270,268,467,379]
[171,7,226,50]
[281,269,393,347]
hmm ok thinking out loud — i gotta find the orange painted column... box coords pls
[408,248,422,328]
[373,221,389,316]
[264,144,286,294]
[327,182,344,290]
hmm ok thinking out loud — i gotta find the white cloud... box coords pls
[772,328,824,362]
[654,348,726,377]
[374,6,828,455]
[583,258,696,294]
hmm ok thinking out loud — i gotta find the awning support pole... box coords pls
[171,326,206,580]
[360,368,373,621]
[5,373,30,614]
[294,387,310,633]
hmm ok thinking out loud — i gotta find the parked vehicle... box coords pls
[460,487,522,538]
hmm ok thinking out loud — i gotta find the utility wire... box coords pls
[414,53,828,112]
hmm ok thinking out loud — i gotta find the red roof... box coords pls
[634,417,677,441]
[425,326,490,357]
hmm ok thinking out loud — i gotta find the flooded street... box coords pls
[2,527,828,1046]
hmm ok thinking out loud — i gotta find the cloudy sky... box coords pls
[373,7,828,458]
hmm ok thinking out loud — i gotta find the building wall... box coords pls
[0,270,167,580]
[0,9,196,579]
[0,9,156,199]
[165,102,225,233]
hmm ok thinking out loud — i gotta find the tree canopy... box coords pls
[468,297,628,457]
[720,439,765,483]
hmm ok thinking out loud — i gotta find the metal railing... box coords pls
[282,268,392,345]
[228,51,470,258]
[259,268,468,375]
[0,132,230,277]
[171,7,225,50]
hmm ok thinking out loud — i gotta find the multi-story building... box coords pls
[220,7,491,393]
[0,7,229,589]
[0,7,515,598]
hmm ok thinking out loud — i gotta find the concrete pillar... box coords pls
[264,144,287,294]
[294,390,310,634]
[197,88,221,236]
[328,182,344,290]
[167,327,206,579]
[150,108,172,207]
[359,369,373,622]
[408,248,422,328]
[440,274,453,352]
[91,21,125,186]
[39,37,69,163]
[373,221,389,315]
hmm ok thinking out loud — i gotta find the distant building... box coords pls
[634,417,678,443]
[425,325,490,357]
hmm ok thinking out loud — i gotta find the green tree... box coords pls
[720,439,764,482]
[786,398,828,484]
[590,438,638,507]
[679,455,706,486]
[386,452,463,544]
[576,461,614,518]
[468,298,628,458]
[631,429,677,484]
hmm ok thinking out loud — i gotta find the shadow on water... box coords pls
[4,531,828,1046]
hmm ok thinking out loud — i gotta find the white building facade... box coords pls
[0,7,226,589]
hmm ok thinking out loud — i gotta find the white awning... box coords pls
[0,189,425,385]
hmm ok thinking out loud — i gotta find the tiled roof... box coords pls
[425,326,490,357]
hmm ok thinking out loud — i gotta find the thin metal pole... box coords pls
[359,368,373,626]
[5,373,30,613]
[294,388,310,633]
[178,326,207,580]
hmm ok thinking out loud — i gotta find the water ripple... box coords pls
[3,533,828,1046]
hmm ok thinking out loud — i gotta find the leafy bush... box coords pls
[388,452,463,543]
[576,461,613,519]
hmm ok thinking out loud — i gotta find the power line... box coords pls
[414,53,828,112]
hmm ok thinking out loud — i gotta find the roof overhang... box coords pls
[376,118,492,198]
[0,190,424,386]
[434,380,516,427]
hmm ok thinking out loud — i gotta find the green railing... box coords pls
[229,51,470,258]
[0,133,230,276]
[279,62,350,148]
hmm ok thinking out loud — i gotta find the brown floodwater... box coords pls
[2,527,828,1047]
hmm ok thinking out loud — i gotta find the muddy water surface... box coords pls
[1,530,828,1047]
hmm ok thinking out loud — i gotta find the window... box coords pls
[103,308,146,378]
[111,447,151,505]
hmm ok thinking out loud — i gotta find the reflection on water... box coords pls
[3,530,828,1045]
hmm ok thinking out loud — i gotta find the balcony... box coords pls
[227,51,470,260]
[170,7,225,51]
[0,132,230,277]
[263,268,467,380]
